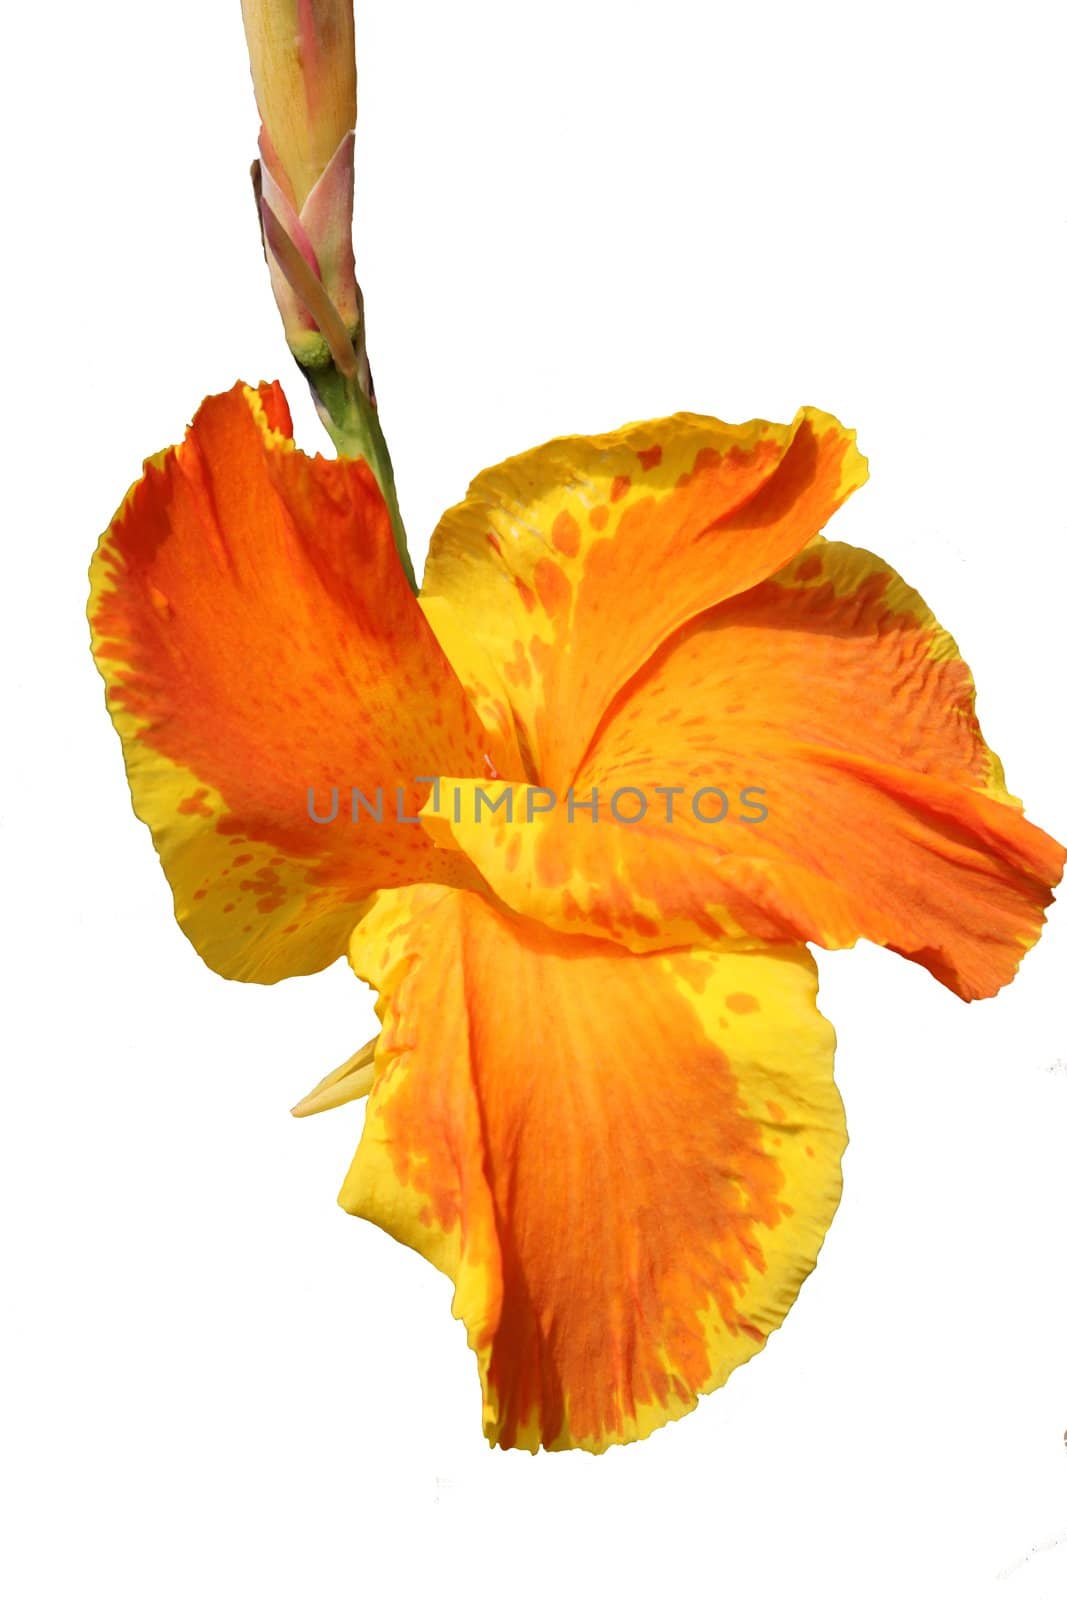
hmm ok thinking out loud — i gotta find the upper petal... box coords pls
[341,885,844,1453]
[421,407,867,789]
[421,542,1065,1000]
[418,595,526,781]
[89,382,490,983]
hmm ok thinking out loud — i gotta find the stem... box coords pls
[306,357,417,592]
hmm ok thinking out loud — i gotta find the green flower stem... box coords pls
[302,357,417,593]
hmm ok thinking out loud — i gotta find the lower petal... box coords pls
[340,886,844,1452]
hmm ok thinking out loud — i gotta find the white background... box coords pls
[3,2,1065,1595]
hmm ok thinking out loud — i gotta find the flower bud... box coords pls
[241,0,355,209]
[240,0,361,372]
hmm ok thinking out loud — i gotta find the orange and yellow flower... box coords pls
[89,381,1064,1451]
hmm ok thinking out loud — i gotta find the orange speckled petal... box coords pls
[422,543,1065,1000]
[421,407,867,789]
[89,382,489,983]
[340,885,844,1453]
[418,595,525,781]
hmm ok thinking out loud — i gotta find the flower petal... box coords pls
[422,408,866,789]
[89,382,490,983]
[422,543,1065,999]
[418,596,526,781]
[340,886,844,1453]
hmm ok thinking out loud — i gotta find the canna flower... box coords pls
[88,382,1064,1451]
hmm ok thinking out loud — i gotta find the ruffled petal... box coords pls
[89,382,490,982]
[421,543,1064,999]
[340,886,844,1452]
[422,407,866,788]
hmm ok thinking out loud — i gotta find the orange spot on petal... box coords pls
[178,788,214,818]
[551,511,581,558]
[533,558,571,619]
[796,553,823,582]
